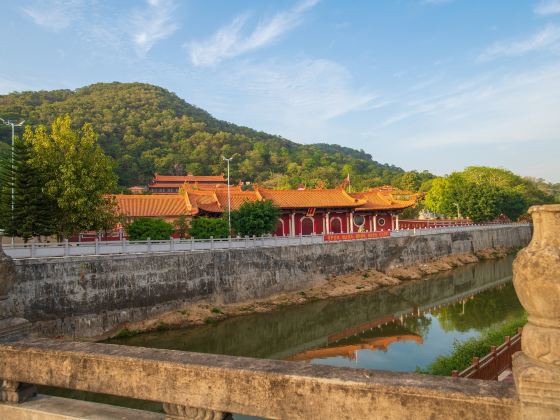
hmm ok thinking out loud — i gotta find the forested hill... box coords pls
[0,82,407,188]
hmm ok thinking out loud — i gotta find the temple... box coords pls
[114,183,417,235]
[147,173,228,194]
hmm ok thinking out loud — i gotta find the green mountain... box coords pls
[0,82,407,188]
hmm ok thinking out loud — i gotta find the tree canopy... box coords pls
[24,116,117,237]
[0,82,405,188]
[188,217,229,239]
[126,217,174,240]
[231,200,281,237]
[424,166,555,221]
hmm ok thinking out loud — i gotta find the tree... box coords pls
[0,137,56,240]
[231,200,280,237]
[188,217,228,239]
[126,217,174,240]
[25,116,117,238]
[424,168,530,222]
[175,215,189,239]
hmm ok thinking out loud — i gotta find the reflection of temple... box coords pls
[288,334,423,361]
[288,320,424,362]
[286,275,514,363]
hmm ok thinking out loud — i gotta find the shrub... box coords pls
[417,315,527,376]
[230,199,280,237]
[126,217,174,240]
[188,217,229,239]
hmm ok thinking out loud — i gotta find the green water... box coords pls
[42,255,525,414]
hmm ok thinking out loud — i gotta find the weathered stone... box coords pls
[512,204,560,419]
[163,403,232,419]
[0,238,16,317]
[0,394,165,419]
[0,339,519,420]
[0,380,36,403]
[8,226,531,338]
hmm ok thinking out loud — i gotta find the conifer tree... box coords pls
[0,137,55,240]
[0,148,13,234]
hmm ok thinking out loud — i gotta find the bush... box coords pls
[417,315,527,376]
[188,217,229,239]
[231,199,280,237]
[126,217,174,240]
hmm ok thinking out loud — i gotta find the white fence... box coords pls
[0,223,528,259]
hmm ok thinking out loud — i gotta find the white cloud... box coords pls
[379,62,560,150]
[193,58,376,143]
[478,25,560,61]
[22,0,84,32]
[186,0,320,67]
[534,0,560,15]
[129,0,178,56]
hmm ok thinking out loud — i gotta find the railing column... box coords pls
[191,237,195,251]
[163,403,232,420]
[122,238,126,254]
[170,237,175,252]
[64,239,69,257]
[210,236,214,250]
[31,241,36,258]
[0,380,36,404]
[95,239,100,255]
[147,238,152,253]
[512,204,560,418]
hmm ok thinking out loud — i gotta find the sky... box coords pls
[1,0,559,182]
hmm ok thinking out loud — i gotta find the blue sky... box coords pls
[1,0,559,182]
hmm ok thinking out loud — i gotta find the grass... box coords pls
[417,315,527,376]
[204,317,218,325]
[155,322,170,332]
[114,328,139,338]
[211,307,223,314]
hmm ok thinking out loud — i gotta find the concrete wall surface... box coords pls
[7,225,531,337]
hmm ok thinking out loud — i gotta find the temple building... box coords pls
[148,173,228,194]
[113,184,417,235]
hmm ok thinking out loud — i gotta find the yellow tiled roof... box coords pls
[351,186,417,211]
[255,187,365,208]
[114,194,189,217]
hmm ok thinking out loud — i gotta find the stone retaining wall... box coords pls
[6,226,531,337]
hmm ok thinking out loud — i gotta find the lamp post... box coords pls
[0,117,25,214]
[453,202,461,219]
[222,156,233,234]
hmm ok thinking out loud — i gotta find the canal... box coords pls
[43,255,525,414]
[107,254,523,371]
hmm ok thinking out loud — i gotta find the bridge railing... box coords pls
[0,338,519,420]
[1,223,529,259]
[453,329,522,381]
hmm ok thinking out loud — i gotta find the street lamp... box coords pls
[0,117,25,214]
[453,202,461,219]
[222,156,233,234]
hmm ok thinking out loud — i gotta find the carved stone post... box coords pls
[512,204,560,418]
[0,232,36,403]
[163,403,232,419]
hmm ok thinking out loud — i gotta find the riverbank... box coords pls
[106,246,517,340]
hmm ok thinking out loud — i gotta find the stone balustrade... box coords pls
[0,338,518,419]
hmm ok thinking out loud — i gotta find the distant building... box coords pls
[113,184,417,236]
[148,173,228,194]
[128,186,147,194]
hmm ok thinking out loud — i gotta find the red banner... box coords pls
[324,231,390,242]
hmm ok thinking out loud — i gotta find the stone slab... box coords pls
[0,394,164,419]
